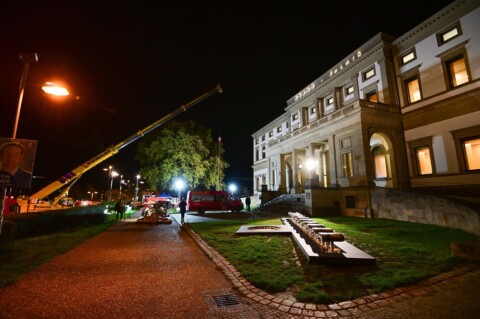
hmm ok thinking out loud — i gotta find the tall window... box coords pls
[271,170,277,188]
[452,126,480,173]
[463,138,480,170]
[262,146,266,158]
[342,152,353,177]
[405,76,422,103]
[366,90,378,103]
[446,55,469,88]
[408,137,435,177]
[373,146,387,178]
[415,146,433,175]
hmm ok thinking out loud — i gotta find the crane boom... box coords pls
[23,85,223,209]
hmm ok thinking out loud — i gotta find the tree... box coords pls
[135,120,228,193]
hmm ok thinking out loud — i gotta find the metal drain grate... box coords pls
[213,294,242,308]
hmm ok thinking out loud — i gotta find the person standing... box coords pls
[245,196,251,212]
[115,198,125,220]
[178,197,187,224]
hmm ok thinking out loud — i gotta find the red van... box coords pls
[186,190,243,214]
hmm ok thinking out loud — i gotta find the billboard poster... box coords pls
[0,138,37,189]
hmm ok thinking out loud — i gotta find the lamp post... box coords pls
[135,174,140,202]
[119,174,123,198]
[12,53,38,139]
[175,178,185,206]
[1,53,69,236]
[103,166,113,200]
[110,171,119,201]
[217,136,221,190]
[88,191,98,202]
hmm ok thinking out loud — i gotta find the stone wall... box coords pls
[371,188,480,236]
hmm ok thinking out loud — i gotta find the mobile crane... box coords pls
[15,85,223,213]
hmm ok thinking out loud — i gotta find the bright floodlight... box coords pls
[42,82,69,96]
[306,159,315,170]
[175,179,185,191]
[228,184,237,194]
[111,171,119,177]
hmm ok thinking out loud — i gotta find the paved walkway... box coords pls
[0,211,479,318]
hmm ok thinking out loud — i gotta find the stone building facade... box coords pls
[252,0,480,217]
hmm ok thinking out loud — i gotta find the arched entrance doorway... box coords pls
[370,132,395,188]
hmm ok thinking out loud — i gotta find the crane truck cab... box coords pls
[2,196,19,214]
[186,190,243,214]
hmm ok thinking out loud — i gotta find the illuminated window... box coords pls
[277,126,282,133]
[366,90,378,102]
[463,138,480,170]
[363,67,375,81]
[401,51,416,65]
[373,146,387,179]
[408,137,435,176]
[262,146,266,158]
[374,155,387,178]
[437,22,462,45]
[415,147,433,175]
[342,153,353,177]
[446,55,469,88]
[269,131,273,137]
[310,107,316,114]
[405,76,422,103]
[327,97,334,105]
[345,86,354,95]
[292,113,299,121]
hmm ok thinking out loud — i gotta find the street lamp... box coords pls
[1,53,69,237]
[119,174,123,197]
[228,184,237,196]
[135,174,140,202]
[110,171,119,201]
[13,53,69,138]
[88,191,98,202]
[103,166,113,198]
[217,136,221,190]
[175,178,185,205]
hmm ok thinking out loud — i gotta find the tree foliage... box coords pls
[135,120,228,193]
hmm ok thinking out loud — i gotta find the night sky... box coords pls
[0,0,454,196]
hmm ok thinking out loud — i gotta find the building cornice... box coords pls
[394,0,480,52]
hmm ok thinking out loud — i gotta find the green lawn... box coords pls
[189,216,479,304]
